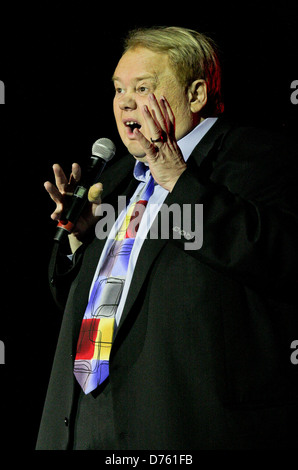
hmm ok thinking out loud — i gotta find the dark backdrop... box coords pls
[0,2,297,453]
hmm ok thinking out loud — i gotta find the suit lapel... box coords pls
[113,117,233,341]
[188,116,233,167]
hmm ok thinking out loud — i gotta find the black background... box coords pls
[0,1,297,453]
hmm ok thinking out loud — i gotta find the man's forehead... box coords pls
[112,73,158,84]
[112,48,170,82]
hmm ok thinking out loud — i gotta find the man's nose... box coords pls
[118,91,137,110]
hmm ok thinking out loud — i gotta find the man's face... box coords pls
[113,47,197,160]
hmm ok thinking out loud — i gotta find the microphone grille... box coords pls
[92,138,116,162]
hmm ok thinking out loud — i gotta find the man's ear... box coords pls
[188,79,207,113]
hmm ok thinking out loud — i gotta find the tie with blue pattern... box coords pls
[74,175,154,393]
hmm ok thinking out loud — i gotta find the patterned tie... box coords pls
[73,175,155,394]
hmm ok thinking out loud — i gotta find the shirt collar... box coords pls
[133,117,218,183]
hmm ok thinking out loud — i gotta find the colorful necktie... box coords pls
[73,175,155,394]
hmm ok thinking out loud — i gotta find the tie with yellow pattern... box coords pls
[73,175,154,393]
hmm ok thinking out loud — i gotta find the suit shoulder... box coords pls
[222,120,297,154]
[214,119,297,171]
[202,118,298,200]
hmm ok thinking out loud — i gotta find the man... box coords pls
[36,26,298,450]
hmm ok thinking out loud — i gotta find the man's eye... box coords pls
[115,87,124,94]
[138,86,149,94]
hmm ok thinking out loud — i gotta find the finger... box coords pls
[88,183,103,204]
[44,181,63,204]
[52,164,69,194]
[133,127,158,159]
[44,181,64,220]
[71,163,81,183]
[142,104,162,141]
[142,105,166,148]
[67,163,81,194]
[148,94,168,134]
[160,96,175,138]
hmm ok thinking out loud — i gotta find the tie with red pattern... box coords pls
[73,175,154,393]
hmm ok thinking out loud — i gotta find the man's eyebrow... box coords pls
[111,74,159,83]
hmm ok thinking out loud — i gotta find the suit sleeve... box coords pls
[165,129,298,302]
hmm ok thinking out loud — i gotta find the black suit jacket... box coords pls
[36,118,298,450]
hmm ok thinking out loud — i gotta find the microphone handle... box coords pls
[54,157,106,243]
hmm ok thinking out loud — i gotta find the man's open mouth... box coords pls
[124,121,142,132]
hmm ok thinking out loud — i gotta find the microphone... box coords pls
[54,137,116,243]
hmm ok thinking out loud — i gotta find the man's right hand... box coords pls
[44,163,103,252]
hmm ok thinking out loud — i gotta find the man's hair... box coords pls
[123,26,224,116]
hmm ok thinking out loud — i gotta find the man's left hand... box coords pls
[133,94,187,192]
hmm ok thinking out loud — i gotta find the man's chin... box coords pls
[133,154,148,163]
[126,141,148,162]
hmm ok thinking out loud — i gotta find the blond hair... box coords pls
[123,26,224,116]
